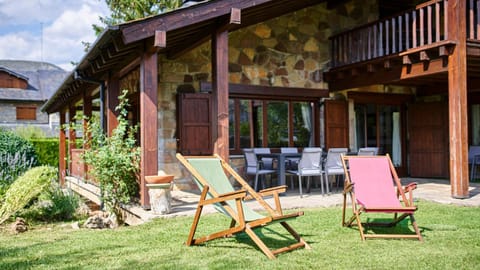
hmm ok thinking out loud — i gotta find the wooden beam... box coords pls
[59,110,67,186]
[166,8,241,60]
[139,46,159,207]
[212,28,229,161]
[83,90,93,179]
[107,75,120,136]
[68,105,76,176]
[120,0,262,44]
[420,51,430,61]
[154,30,166,48]
[328,58,448,91]
[230,8,241,24]
[448,0,469,198]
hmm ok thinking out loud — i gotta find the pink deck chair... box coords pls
[341,155,423,241]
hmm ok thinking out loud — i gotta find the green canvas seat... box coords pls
[176,153,311,259]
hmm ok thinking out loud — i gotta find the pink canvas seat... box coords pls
[341,155,422,241]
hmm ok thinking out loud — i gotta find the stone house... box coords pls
[0,60,66,136]
[42,0,478,208]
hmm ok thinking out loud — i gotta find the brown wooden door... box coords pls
[408,102,449,177]
[324,99,348,149]
[177,93,213,155]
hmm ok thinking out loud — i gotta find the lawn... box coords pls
[1,200,479,270]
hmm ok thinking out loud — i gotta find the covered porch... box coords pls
[41,0,332,209]
[325,0,480,198]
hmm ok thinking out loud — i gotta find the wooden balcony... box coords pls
[326,0,480,91]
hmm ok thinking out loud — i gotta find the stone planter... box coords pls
[145,175,174,214]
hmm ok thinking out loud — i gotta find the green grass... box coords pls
[1,200,480,269]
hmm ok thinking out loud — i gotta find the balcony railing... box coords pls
[330,0,480,68]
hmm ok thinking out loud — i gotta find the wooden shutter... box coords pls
[16,106,37,120]
[408,102,449,177]
[324,99,348,149]
[177,93,213,155]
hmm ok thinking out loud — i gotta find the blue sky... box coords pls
[0,0,110,71]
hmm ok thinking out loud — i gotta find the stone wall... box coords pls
[156,1,379,191]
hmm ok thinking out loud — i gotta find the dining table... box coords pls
[255,152,302,187]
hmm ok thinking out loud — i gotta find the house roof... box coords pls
[0,60,67,102]
[42,0,329,114]
[0,66,29,82]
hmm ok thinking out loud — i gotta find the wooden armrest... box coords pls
[404,182,417,192]
[258,185,287,196]
[343,182,354,194]
[200,189,246,206]
[244,185,287,201]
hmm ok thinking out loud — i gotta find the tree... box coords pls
[93,0,204,35]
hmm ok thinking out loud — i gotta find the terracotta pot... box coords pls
[145,175,174,184]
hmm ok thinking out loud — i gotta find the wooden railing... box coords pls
[330,0,480,68]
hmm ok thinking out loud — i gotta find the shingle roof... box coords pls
[0,60,67,102]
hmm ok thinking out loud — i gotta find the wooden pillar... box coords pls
[68,105,76,175]
[83,90,92,178]
[140,47,158,207]
[59,110,66,186]
[107,75,120,136]
[212,29,229,161]
[448,0,469,198]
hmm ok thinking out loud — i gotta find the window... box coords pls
[229,99,315,153]
[354,104,402,165]
[16,106,36,120]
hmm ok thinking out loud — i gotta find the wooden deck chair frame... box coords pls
[176,153,311,259]
[341,154,423,241]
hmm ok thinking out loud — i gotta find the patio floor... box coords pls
[158,178,480,219]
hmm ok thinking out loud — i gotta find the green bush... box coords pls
[83,90,140,224]
[29,138,60,167]
[0,166,57,224]
[14,125,46,140]
[0,130,39,196]
[19,183,81,222]
[0,152,36,197]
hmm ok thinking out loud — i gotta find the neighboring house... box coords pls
[0,60,67,136]
[42,0,476,208]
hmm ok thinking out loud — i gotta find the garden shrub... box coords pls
[82,90,140,224]
[0,152,36,197]
[29,138,60,167]
[0,166,57,224]
[0,129,39,197]
[14,125,46,140]
[19,183,81,222]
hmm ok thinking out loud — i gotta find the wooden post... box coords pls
[59,110,66,186]
[212,29,229,161]
[83,90,92,179]
[448,0,469,198]
[68,105,76,176]
[140,46,158,207]
[107,75,120,136]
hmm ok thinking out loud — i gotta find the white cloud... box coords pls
[0,0,109,71]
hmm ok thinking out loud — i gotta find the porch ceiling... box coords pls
[42,0,328,114]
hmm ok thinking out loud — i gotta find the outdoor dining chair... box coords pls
[469,146,480,181]
[324,147,348,193]
[281,147,300,169]
[243,148,276,191]
[253,147,275,170]
[357,147,379,156]
[286,147,324,197]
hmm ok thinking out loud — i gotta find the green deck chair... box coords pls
[176,153,311,259]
